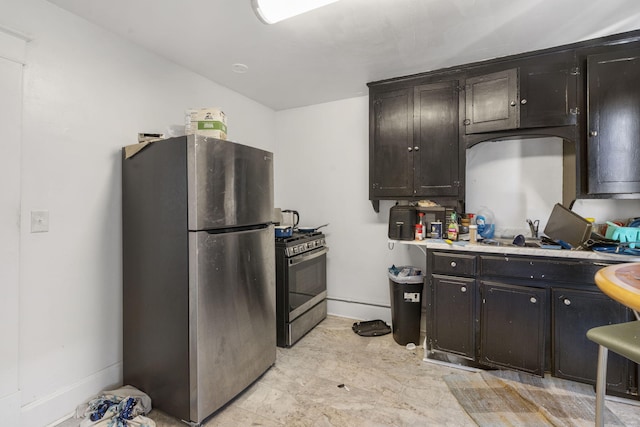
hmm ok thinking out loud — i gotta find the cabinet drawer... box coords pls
[479,255,612,284]
[431,252,476,276]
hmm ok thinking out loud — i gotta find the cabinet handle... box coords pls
[564,298,571,306]
[463,119,471,125]
[530,297,537,304]
[414,146,420,151]
[520,98,527,105]
[510,101,517,107]
[590,130,598,137]
[450,261,457,268]
[408,147,413,152]
[460,286,467,293]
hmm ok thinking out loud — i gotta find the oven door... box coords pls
[287,246,328,321]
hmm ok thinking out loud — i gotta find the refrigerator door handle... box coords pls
[288,247,329,266]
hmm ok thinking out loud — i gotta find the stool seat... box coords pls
[586,321,640,364]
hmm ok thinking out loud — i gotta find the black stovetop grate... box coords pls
[275,231,324,245]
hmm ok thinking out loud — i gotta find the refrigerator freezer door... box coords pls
[188,225,276,422]
[187,136,274,230]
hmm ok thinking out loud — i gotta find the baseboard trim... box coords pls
[327,299,391,323]
[45,411,75,427]
[21,362,122,427]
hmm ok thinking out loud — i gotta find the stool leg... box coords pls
[595,344,608,427]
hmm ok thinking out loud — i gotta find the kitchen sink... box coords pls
[480,237,542,248]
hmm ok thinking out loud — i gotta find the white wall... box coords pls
[274,97,423,323]
[1,1,276,426]
[465,138,640,236]
[466,137,564,237]
[572,199,640,226]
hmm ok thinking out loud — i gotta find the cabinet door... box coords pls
[413,81,460,197]
[369,87,414,198]
[553,288,631,394]
[464,68,519,134]
[587,48,640,194]
[520,52,577,128]
[479,281,547,376]
[429,275,476,358]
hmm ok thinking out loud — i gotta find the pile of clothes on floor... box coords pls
[76,385,155,427]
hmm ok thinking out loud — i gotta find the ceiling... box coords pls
[48,0,640,111]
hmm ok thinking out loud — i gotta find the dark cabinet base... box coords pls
[426,248,638,398]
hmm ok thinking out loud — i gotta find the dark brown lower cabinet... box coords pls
[479,281,547,376]
[552,288,632,394]
[426,248,638,398]
[429,275,476,358]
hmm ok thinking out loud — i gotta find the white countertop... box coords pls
[390,239,640,262]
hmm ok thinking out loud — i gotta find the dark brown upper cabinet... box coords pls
[368,30,640,208]
[369,80,461,207]
[369,87,413,199]
[464,68,518,133]
[586,47,640,195]
[464,52,578,135]
[413,81,460,197]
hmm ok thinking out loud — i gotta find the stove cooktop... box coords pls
[275,231,324,245]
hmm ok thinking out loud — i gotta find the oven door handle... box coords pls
[288,247,329,266]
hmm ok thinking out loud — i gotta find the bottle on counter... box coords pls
[431,221,443,239]
[447,213,459,241]
[415,215,424,241]
[469,224,478,244]
[460,216,470,234]
[418,212,427,240]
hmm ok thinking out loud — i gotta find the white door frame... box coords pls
[0,26,27,427]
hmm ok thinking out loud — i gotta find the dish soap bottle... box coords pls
[447,213,459,241]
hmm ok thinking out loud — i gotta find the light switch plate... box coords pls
[31,211,49,233]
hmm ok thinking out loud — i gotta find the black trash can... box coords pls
[388,267,424,346]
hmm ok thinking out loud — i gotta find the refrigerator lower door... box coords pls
[188,225,276,423]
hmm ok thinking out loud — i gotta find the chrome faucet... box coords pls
[526,219,540,239]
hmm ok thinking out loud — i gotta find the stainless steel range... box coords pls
[275,231,328,347]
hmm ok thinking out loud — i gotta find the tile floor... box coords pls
[59,315,640,426]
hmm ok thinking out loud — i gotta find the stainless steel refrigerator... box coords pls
[122,135,275,424]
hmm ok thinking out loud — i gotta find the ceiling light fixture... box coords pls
[251,0,339,24]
